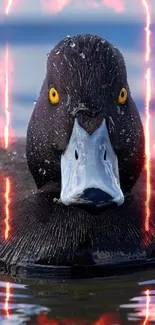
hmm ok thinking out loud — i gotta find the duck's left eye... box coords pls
[118,87,127,104]
[49,87,59,104]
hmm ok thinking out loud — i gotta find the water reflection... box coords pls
[0,274,155,324]
[0,280,48,324]
[120,279,155,324]
[4,282,10,318]
[143,290,150,325]
[36,313,121,325]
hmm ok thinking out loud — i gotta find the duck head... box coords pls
[26,34,145,209]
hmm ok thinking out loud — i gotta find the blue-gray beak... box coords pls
[60,118,124,208]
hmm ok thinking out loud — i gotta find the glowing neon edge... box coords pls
[142,0,151,232]
[4,44,10,149]
[4,178,10,240]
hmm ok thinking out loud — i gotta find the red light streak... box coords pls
[143,289,150,325]
[142,0,152,232]
[144,68,151,231]
[1,46,11,241]
[5,178,10,240]
[4,44,10,150]
[4,282,10,318]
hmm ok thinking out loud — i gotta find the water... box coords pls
[0,271,155,324]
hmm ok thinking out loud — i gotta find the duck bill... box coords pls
[60,118,124,208]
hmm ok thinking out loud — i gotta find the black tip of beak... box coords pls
[81,188,113,207]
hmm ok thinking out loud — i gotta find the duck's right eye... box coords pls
[49,87,59,104]
[118,87,127,104]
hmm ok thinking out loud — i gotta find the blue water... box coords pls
[0,20,145,48]
[0,271,155,324]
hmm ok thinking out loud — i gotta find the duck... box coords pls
[0,34,155,278]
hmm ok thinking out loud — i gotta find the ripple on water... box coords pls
[120,278,155,324]
[1,273,155,325]
[0,280,49,325]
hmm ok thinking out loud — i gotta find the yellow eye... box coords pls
[49,87,59,104]
[118,87,127,104]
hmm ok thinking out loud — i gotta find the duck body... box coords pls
[0,34,155,278]
[0,152,155,278]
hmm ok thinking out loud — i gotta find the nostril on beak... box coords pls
[75,150,78,160]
